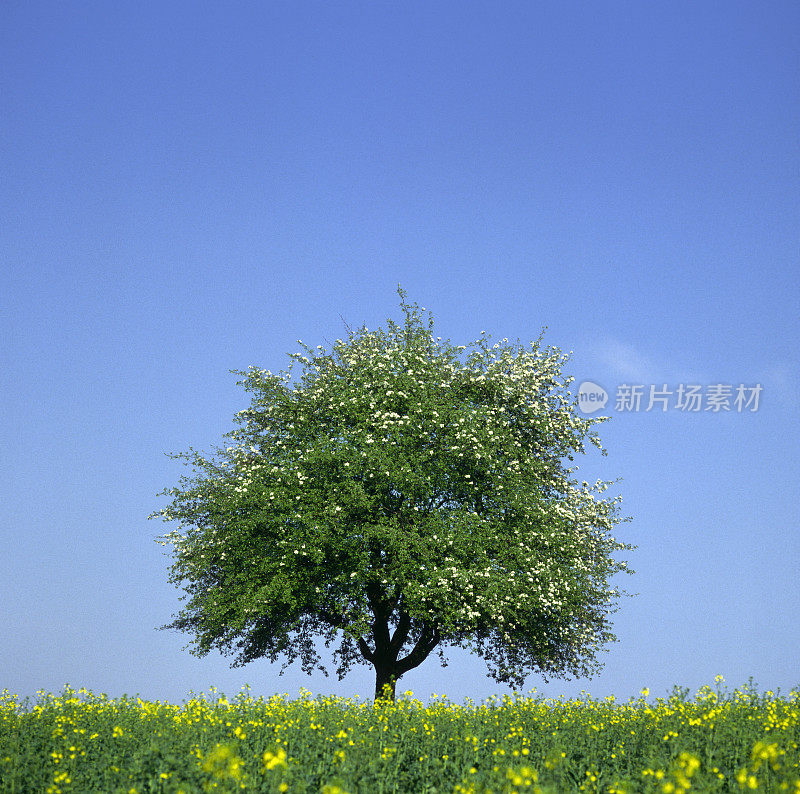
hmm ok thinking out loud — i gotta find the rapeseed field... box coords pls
[1,677,798,793]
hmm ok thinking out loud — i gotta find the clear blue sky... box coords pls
[2,1,798,706]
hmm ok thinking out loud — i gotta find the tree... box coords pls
[150,286,634,702]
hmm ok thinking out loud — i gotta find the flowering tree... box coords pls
[151,287,633,701]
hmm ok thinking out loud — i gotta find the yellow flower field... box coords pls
[1,678,798,792]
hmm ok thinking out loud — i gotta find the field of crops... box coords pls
[1,678,798,793]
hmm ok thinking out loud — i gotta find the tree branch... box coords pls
[357,637,375,663]
[388,610,411,656]
[366,581,391,657]
[432,494,451,511]
[396,623,441,676]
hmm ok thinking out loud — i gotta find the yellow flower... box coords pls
[201,743,244,781]
[262,747,287,770]
[736,767,759,789]
[678,752,700,777]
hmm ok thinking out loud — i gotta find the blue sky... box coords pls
[2,1,798,706]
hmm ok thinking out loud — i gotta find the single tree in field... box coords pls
[150,287,634,701]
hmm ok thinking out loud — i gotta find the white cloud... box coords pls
[582,337,790,413]
[586,336,709,386]
[591,338,660,383]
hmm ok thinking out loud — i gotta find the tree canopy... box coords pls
[151,287,633,700]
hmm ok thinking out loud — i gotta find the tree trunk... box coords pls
[357,602,441,703]
[374,665,397,702]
